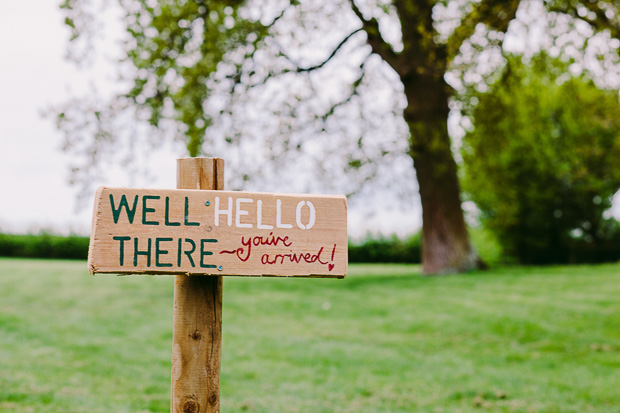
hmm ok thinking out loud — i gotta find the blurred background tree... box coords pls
[462,52,620,264]
[53,0,620,273]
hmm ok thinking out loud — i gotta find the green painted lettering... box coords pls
[165,196,180,226]
[177,238,182,267]
[133,237,152,267]
[200,239,218,268]
[110,194,138,224]
[184,238,196,267]
[113,236,131,266]
[155,237,173,267]
[142,195,160,226]
[184,197,200,226]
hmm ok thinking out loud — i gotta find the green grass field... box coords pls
[1,258,619,412]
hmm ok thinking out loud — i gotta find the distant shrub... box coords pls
[0,233,89,260]
[348,233,422,264]
[468,226,508,267]
[462,53,620,265]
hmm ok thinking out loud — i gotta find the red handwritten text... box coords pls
[261,244,337,272]
[219,232,292,262]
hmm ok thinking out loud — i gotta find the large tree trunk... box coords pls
[404,76,481,274]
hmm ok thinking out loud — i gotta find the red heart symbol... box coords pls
[328,264,334,272]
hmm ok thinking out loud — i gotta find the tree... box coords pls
[54,0,620,274]
[462,53,620,264]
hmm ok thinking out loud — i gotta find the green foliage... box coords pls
[347,228,504,266]
[122,0,266,155]
[348,233,422,264]
[0,233,89,260]
[468,226,505,267]
[57,0,271,166]
[2,258,620,411]
[462,53,620,264]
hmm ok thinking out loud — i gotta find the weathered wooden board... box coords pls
[88,187,347,278]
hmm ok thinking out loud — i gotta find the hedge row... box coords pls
[0,232,422,263]
[0,233,90,260]
[348,234,421,264]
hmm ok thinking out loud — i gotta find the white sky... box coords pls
[0,2,91,234]
[0,1,421,238]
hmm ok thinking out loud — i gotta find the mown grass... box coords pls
[0,258,619,412]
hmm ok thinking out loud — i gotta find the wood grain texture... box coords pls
[171,157,223,413]
[87,186,348,278]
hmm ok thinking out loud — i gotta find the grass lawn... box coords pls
[0,258,619,412]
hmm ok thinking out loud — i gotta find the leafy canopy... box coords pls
[54,0,620,203]
[462,53,620,264]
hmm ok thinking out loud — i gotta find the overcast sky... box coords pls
[0,1,421,238]
[0,2,91,234]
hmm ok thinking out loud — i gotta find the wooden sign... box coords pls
[88,187,347,278]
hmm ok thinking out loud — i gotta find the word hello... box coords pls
[109,194,317,230]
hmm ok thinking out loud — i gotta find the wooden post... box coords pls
[171,158,224,413]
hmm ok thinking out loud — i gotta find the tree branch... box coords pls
[582,2,620,33]
[296,28,363,72]
[547,1,620,37]
[348,0,402,72]
[318,52,371,123]
[447,0,520,61]
[247,28,364,88]
[266,3,289,28]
